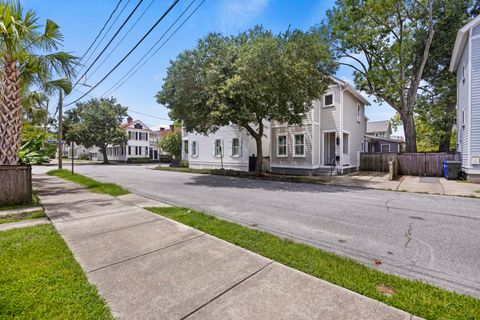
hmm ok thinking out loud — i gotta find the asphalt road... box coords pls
[34,164,480,297]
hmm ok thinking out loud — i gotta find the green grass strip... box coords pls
[146,207,480,320]
[0,224,112,319]
[0,210,45,224]
[47,169,129,197]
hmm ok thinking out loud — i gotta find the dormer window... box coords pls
[324,93,334,107]
[134,123,143,129]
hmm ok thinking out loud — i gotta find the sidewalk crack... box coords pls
[180,261,273,320]
[87,234,205,273]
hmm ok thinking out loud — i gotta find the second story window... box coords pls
[184,141,188,154]
[324,93,334,107]
[357,103,361,122]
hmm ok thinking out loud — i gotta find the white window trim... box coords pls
[342,131,350,155]
[276,134,288,157]
[293,132,306,157]
[323,93,335,108]
[214,139,223,157]
[381,144,391,153]
[191,141,199,157]
[231,138,241,157]
[356,103,361,123]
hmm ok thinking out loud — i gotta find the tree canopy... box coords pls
[158,131,182,160]
[63,98,128,163]
[325,0,436,152]
[156,25,336,174]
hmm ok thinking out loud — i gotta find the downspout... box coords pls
[468,28,473,171]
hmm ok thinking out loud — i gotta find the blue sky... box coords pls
[26,0,397,130]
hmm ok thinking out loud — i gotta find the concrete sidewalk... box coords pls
[34,174,420,320]
[323,171,480,197]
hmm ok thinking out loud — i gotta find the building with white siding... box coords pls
[450,15,480,182]
[270,77,370,175]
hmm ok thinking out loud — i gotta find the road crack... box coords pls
[405,223,413,248]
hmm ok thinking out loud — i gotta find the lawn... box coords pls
[47,169,129,196]
[147,207,480,320]
[0,210,45,224]
[0,224,112,319]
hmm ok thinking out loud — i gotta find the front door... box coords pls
[323,132,336,165]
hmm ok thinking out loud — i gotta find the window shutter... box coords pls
[239,137,243,156]
[213,140,216,156]
[230,138,233,156]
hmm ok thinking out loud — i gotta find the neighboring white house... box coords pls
[182,124,271,171]
[270,77,370,175]
[450,14,480,182]
[106,117,160,162]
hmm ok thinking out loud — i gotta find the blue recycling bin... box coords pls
[443,160,448,178]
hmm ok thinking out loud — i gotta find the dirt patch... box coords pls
[376,283,396,297]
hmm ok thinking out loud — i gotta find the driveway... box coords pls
[33,165,480,297]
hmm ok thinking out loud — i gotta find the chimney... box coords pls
[160,128,165,132]
[127,116,133,124]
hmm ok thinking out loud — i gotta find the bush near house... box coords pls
[126,157,151,164]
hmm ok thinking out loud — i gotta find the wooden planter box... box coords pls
[0,165,32,205]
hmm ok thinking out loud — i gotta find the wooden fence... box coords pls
[360,152,461,177]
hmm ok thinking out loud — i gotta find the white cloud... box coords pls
[218,0,269,30]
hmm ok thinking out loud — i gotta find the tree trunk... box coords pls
[101,147,109,164]
[401,112,417,153]
[438,103,456,152]
[254,135,263,176]
[0,59,22,165]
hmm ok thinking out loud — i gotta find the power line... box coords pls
[64,0,181,107]
[73,0,145,89]
[76,0,123,68]
[104,0,204,97]
[128,109,171,121]
[79,0,132,76]
[87,0,159,80]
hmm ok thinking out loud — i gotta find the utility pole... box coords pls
[71,141,74,174]
[57,91,63,169]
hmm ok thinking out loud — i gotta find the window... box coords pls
[128,146,131,155]
[134,123,143,129]
[191,141,198,157]
[214,139,222,157]
[232,138,240,156]
[294,134,305,156]
[381,144,390,152]
[462,63,466,84]
[184,141,188,154]
[324,93,334,107]
[277,135,287,156]
[135,146,139,156]
[356,103,361,122]
[135,132,139,140]
[343,132,349,154]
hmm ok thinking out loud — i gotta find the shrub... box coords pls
[180,160,189,168]
[127,157,150,164]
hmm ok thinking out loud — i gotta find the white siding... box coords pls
[457,40,470,168]
[471,37,480,170]
[342,91,367,167]
[184,124,270,171]
[473,25,480,36]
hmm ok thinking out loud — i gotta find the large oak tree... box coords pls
[325,0,436,152]
[156,26,336,174]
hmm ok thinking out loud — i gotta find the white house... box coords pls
[105,117,160,162]
[270,77,370,175]
[182,124,271,171]
[450,15,480,182]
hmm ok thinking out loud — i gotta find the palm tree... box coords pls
[0,1,76,165]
